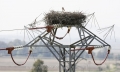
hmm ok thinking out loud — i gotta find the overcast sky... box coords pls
[0,0,120,49]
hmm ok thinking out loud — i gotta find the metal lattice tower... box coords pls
[24,25,110,72]
[0,11,111,72]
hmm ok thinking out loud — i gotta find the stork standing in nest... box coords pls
[62,7,65,12]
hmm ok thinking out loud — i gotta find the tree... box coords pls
[7,39,28,56]
[31,59,48,72]
[108,53,114,59]
[116,54,120,60]
[106,64,116,72]
[97,48,108,59]
[0,41,8,55]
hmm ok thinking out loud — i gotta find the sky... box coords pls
[0,0,120,49]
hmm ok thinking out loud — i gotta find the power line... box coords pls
[0,51,54,57]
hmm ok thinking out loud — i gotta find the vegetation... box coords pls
[30,59,48,72]
[0,39,120,72]
[0,39,119,60]
[0,39,53,57]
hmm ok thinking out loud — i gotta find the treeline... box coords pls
[80,48,115,60]
[0,39,53,57]
[0,39,119,60]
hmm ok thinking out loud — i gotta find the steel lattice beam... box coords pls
[22,26,110,72]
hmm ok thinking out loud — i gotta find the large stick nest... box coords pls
[44,10,86,26]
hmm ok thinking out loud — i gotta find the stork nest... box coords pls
[44,10,86,26]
